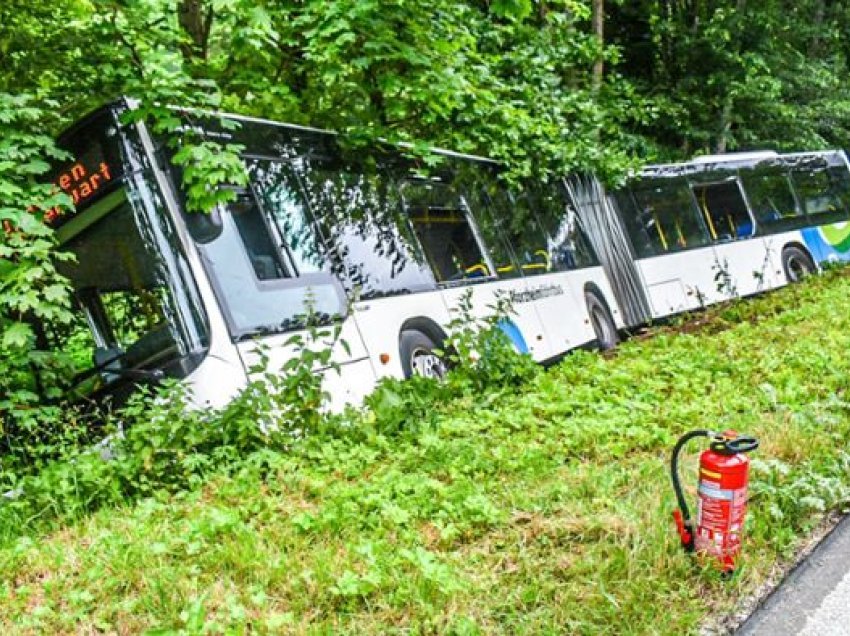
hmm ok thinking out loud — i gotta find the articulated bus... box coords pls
[45,100,623,410]
[41,99,850,410]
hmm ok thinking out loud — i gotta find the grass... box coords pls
[2,270,850,634]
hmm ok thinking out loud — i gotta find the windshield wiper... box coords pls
[73,358,165,384]
[105,367,165,382]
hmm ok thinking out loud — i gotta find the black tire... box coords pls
[585,292,619,351]
[399,330,447,380]
[782,246,816,283]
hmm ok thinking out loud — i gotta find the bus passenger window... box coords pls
[739,169,801,230]
[612,188,656,258]
[632,178,709,253]
[196,160,346,337]
[791,165,849,224]
[691,181,754,241]
[250,160,332,276]
[453,163,524,279]
[401,181,492,283]
[289,159,437,299]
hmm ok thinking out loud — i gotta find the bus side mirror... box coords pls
[184,207,223,243]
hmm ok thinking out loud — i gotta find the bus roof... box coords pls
[639,149,847,179]
[58,99,499,167]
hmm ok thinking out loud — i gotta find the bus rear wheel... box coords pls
[782,246,816,283]
[585,292,619,351]
[400,330,447,380]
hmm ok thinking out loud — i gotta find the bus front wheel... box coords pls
[585,292,619,351]
[400,330,447,380]
[782,246,816,283]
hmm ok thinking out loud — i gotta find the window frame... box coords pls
[399,177,498,287]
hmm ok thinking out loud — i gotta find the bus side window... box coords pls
[196,160,346,335]
[612,187,656,258]
[739,168,802,231]
[691,181,753,241]
[453,163,524,279]
[791,164,849,225]
[632,178,709,253]
[531,182,599,271]
[401,180,493,283]
[250,159,333,277]
[229,191,287,280]
[288,158,437,299]
[827,164,850,214]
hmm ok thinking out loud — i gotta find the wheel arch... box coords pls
[583,281,615,316]
[781,241,820,273]
[399,316,448,347]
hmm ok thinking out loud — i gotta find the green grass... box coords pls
[3,271,850,634]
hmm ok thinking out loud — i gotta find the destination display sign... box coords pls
[45,110,125,229]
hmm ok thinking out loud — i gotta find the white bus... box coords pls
[45,100,625,410]
[43,100,850,410]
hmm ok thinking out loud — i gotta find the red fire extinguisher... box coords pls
[670,429,759,573]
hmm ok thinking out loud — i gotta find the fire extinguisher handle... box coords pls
[721,436,759,454]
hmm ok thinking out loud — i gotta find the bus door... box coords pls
[401,178,553,361]
[617,177,718,316]
[691,179,774,298]
[518,183,614,353]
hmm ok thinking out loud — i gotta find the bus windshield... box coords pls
[48,108,209,397]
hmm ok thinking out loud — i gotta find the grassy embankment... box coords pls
[2,271,850,634]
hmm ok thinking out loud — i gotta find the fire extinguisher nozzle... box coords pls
[672,509,695,551]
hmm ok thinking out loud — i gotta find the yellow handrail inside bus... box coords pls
[674,219,686,248]
[653,212,668,251]
[698,191,718,240]
[465,263,491,277]
[534,249,552,271]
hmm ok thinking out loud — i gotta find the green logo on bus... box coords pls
[820,222,850,253]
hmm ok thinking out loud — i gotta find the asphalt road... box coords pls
[738,514,850,635]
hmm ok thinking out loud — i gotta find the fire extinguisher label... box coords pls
[698,483,734,500]
[696,484,748,562]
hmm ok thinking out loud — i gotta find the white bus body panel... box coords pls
[184,353,247,409]
[711,237,783,298]
[441,278,551,360]
[636,247,719,317]
[528,266,624,354]
[235,317,377,411]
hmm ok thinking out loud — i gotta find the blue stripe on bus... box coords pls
[802,226,850,263]
[497,319,529,354]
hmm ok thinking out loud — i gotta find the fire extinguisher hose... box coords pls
[670,428,711,551]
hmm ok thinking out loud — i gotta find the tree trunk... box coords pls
[716,97,733,153]
[810,0,825,57]
[178,0,211,61]
[591,0,604,92]
[715,0,746,153]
